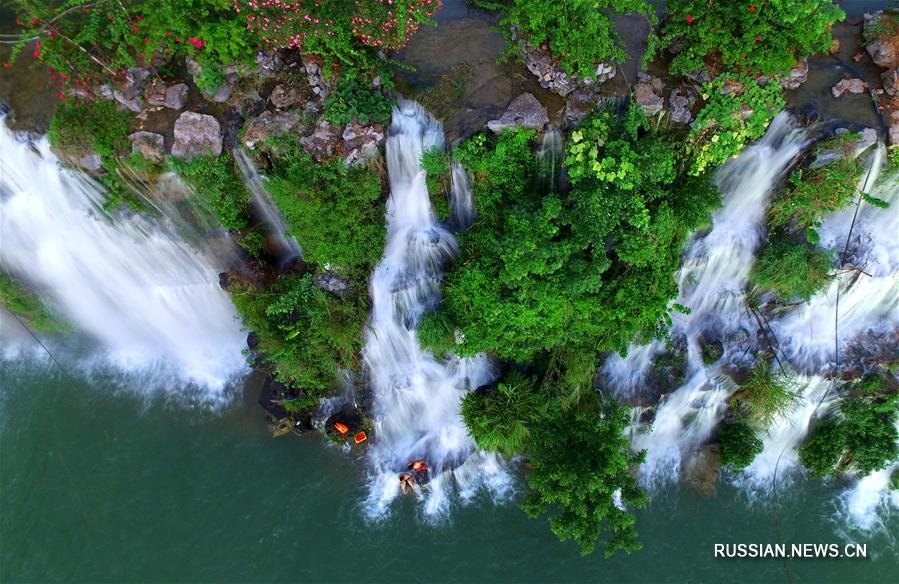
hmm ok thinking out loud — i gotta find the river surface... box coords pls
[1,358,896,582]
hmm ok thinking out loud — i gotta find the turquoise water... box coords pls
[2,357,896,583]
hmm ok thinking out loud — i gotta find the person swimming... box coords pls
[399,472,416,495]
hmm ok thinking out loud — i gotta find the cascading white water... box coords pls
[232,147,302,265]
[773,147,899,369]
[362,101,511,518]
[610,113,810,484]
[448,162,475,229]
[0,122,248,400]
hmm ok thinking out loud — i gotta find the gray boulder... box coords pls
[883,69,898,97]
[171,112,222,159]
[864,12,898,69]
[780,60,809,90]
[669,89,695,124]
[487,92,549,133]
[634,82,663,116]
[256,51,283,78]
[313,270,349,297]
[128,131,165,162]
[300,118,341,161]
[242,111,307,149]
[164,83,189,109]
[342,121,385,167]
[269,84,304,109]
[832,78,867,97]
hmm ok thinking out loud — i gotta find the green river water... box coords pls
[2,358,896,583]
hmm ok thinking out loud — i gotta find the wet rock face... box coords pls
[780,60,809,90]
[486,92,549,133]
[684,444,722,499]
[128,131,165,162]
[313,270,350,297]
[300,118,341,161]
[831,78,868,97]
[171,112,222,159]
[634,81,663,116]
[865,12,899,69]
[242,110,307,150]
[342,121,385,167]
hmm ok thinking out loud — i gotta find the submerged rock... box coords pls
[486,92,549,133]
[780,60,809,90]
[171,112,222,159]
[128,131,165,162]
[685,444,722,499]
[831,78,868,97]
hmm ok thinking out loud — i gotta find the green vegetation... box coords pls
[172,155,251,231]
[460,370,544,456]
[230,273,367,393]
[732,361,802,428]
[688,77,785,175]
[442,105,720,364]
[420,146,452,221]
[716,418,764,470]
[323,78,394,127]
[521,392,647,557]
[474,0,657,75]
[800,376,898,477]
[265,140,386,277]
[416,309,456,358]
[0,274,68,334]
[12,1,258,93]
[48,99,130,158]
[658,0,844,77]
[768,135,864,236]
[751,239,833,301]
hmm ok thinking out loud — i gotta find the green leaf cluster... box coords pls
[265,141,386,277]
[172,155,251,231]
[688,76,785,175]
[323,78,393,127]
[420,146,452,221]
[0,274,69,334]
[442,106,720,363]
[716,418,764,470]
[658,0,844,77]
[230,273,367,393]
[800,377,898,478]
[475,0,657,76]
[48,98,130,159]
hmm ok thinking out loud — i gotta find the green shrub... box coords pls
[420,146,451,221]
[732,361,802,428]
[323,78,393,127]
[461,370,543,456]
[0,274,68,334]
[172,155,251,230]
[800,377,898,477]
[417,309,456,358]
[48,99,130,158]
[717,419,764,470]
[688,76,785,175]
[751,240,833,301]
[443,105,720,363]
[522,394,647,557]
[266,144,386,276]
[768,137,864,234]
[475,0,657,75]
[230,273,367,393]
[12,1,258,94]
[658,0,844,77]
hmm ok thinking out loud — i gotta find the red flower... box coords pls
[756,35,762,41]
[686,14,694,24]
[33,50,40,58]
[145,37,150,44]
[2,63,8,69]
[748,6,756,13]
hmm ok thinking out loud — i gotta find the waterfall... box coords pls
[362,101,511,518]
[0,122,248,400]
[609,113,810,484]
[232,147,302,266]
[772,146,899,370]
[535,127,564,194]
[448,162,475,229]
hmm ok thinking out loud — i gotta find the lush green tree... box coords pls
[522,393,647,557]
[717,419,764,470]
[473,0,657,75]
[658,0,844,77]
[230,273,367,393]
[442,106,720,363]
[800,377,898,477]
[265,142,386,278]
[460,370,544,456]
[751,239,833,301]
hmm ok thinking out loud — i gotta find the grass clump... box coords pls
[0,274,68,334]
[420,146,452,221]
[732,361,802,429]
[172,155,251,230]
[751,239,833,301]
[417,309,456,358]
[461,370,543,456]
